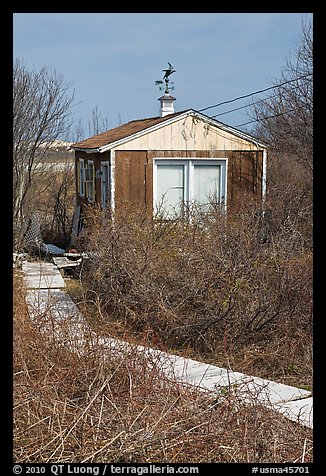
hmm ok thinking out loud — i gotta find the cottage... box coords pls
[71,92,268,221]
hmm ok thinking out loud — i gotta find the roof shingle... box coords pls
[71,112,182,150]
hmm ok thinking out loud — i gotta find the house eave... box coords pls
[191,111,269,149]
[97,111,189,153]
[73,109,269,154]
[72,147,101,154]
[98,109,268,152]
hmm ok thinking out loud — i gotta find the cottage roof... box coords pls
[70,109,268,151]
[71,111,183,150]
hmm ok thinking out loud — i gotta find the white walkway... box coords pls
[22,262,66,289]
[22,262,313,429]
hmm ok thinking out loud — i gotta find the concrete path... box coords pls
[22,262,65,289]
[22,263,313,429]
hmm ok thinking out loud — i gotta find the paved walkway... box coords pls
[22,262,66,289]
[22,261,313,429]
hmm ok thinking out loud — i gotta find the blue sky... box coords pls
[13,12,313,138]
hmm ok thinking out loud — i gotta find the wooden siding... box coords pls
[114,115,264,152]
[227,150,263,205]
[115,151,148,208]
[113,150,263,214]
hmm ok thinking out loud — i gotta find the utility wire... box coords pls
[236,108,297,127]
[212,103,254,118]
[211,82,300,119]
[198,73,312,113]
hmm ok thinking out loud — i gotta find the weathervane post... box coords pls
[155,62,176,94]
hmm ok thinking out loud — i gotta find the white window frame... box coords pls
[190,159,227,207]
[153,157,228,215]
[153,160,189,216]
[85,160,95,202]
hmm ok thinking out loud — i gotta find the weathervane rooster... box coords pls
[155,62,176,94]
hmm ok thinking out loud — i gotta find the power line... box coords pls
[198,73,312,114]
[212,97,265,118]
[218,88,297,118]
[211,82,300,119]
[235,108,297,128]
[212,103,252,118]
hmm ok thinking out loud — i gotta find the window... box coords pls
[156,163,186,215]
[101,162,110,208]
[193,164,221,207]
[154,158,227,216]
[78,159,85,197]
[85,161,95,202]
[78,159,95,202]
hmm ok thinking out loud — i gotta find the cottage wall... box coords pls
[114,149,263,213]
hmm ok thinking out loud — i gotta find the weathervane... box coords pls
[155,62,176,94]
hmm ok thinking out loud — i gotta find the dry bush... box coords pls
[26,162,75,248]
[78,187,312,388]
[14,274,313,463]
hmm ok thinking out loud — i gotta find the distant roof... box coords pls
[71,111,183,150]
[71,109,268,151]
[40,140,73,150]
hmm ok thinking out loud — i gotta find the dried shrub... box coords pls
[14,274,313,463]
[78,189,312,388]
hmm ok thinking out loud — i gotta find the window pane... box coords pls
[79,161,85,196]
[86,163,94,201]
[101,164,109,208]
[194,165,220,206]
[156,164,184,215]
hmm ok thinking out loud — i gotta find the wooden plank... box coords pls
[252,151,262,196]
[115,151,149,213]
[256,151,263,196]
[145,151,153,212]
[129,151,146,204]
[52,257,82,269]
[241,152,251,193]
[230,151,241,205]
[115,151,130,204]
[227,150,261,203]
[227,151,234,205]
[245,151,260,194]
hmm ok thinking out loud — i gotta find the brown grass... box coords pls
[14,274,313,463]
